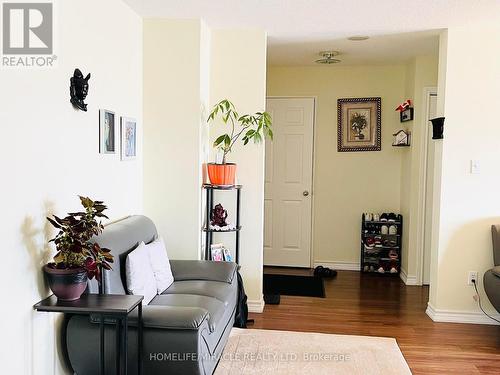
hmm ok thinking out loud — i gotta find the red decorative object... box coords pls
[211,204,228,227]
[395,99,412,112]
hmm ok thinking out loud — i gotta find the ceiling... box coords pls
[124,0,498,66]
[268,31,440,66]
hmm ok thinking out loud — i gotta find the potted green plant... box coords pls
[207,99,273,185]
[44,196,113,301]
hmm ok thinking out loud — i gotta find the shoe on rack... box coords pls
[387,213,398,222]
[390,267,398,274]
[389,225,398,235]
[381,225,389,235]
[378,267,385,274]
[380,213,388,222]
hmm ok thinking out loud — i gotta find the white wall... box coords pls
[143,25,267,310]
[429,17,500,322]
[0,0,143,373]
[143,19,206,260]
[267,65,405,268]
[400,55,438,282]
[209,30,267,310]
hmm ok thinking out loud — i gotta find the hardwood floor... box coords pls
[249,269,500,374]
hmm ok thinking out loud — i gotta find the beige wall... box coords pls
[429,18,500,321]
[400,55,439,281]
[209,30,267,309]
[0,1,143,373]
[143,25,267,310]
[267,65,406,267]
[143,19,207,260]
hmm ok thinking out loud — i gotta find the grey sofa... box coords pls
[484,225,500,313]
[65,215,238,375]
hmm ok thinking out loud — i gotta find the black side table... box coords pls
[34,294,143,375]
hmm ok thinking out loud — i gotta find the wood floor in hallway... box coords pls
[249,269,500,374]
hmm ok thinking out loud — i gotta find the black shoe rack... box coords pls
[360,213,403,275]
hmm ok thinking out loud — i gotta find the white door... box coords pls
[264,98,314,267]
[423,92,438,285]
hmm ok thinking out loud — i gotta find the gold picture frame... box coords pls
[337,97,381,152]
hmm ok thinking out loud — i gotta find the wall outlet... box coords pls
[468,271,478,286]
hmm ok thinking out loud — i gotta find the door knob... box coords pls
[303,190,309,196]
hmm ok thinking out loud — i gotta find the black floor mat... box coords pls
[263,274,325,298]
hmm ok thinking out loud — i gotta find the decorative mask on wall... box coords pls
[430,117,445,139]
[211,203,228,227]
[70,68,91,111]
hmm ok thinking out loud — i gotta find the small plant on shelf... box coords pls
[44,196,113,300]
[206,99,273,185]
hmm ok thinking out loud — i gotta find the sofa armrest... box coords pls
[170,260,237,283]
[91,305,209,330]
[492,266,500,278]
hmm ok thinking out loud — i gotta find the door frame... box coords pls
[265,96,317,268]
[415,87,438,285]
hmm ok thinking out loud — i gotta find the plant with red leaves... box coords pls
[46,196,113,282]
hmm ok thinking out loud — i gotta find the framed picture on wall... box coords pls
[99,109,116,154]
[120,116,137,160]
[400,107,414,122]
[337,97,381,152]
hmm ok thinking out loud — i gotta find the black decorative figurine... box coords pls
[70,68,91,111]
[430,117,445,139]
[211,204,228,227]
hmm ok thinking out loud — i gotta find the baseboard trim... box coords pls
[426,302,500,325]
[400,268,418,285]
[247,298,265,313]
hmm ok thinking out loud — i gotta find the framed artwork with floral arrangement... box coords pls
[337,97,381,152]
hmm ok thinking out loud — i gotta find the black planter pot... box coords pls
[430,117,445,139]
[43,265,88,301]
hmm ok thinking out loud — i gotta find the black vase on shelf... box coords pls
[430,117,445,139]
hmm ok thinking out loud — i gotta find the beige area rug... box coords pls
[216,328,412,375]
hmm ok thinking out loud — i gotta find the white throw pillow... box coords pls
[146,237,174,294]
[125,242,157,305]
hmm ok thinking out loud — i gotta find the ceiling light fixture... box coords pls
[348,35,370,41]
[315,51,341,64]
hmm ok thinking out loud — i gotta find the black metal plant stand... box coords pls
[203,183,241,264]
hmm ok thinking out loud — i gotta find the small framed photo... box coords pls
[337,97,381,152]
[99,109,115,154]
[400,107,414,122]
[120,117,137,160]
[223,247,233,262]
[211,247,223,261]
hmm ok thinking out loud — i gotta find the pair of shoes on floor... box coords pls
[314,266,337,278]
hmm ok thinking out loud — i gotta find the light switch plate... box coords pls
[470,160,480,174]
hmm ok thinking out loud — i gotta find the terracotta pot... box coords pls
[43,265,88,301]
[207,163,237,185]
